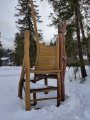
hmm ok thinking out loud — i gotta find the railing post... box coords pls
[58,21,67,101]
[24,30,31,110]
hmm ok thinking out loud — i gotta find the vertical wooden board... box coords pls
[24,30,31,110]
[57,72,61,106]
[61,34,67,101]
[59,33,64,71]
[58,23,66,101]
[60,21,67,100]
[61,35,65,101]
[29,0,39,67]
[56,35,60,69]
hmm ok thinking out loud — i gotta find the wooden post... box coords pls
[58,22,67,101]
[29,0,39,67]
[59,33,65,101]
[24,30,31,111]
[61,21,67,101]
[44,77,48,94]
[56,35,61,106]
[62,21,67,82]
[18,58,25,98]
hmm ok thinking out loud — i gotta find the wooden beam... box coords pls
[30,86,57,93]
[30,69,61,74]
[24,30,31,111]
[29,0,39,67]
[58,22,67,101]
[31,97,57,102]
[18,57,25,98]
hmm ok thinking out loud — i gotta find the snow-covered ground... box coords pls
[0,66,90,120]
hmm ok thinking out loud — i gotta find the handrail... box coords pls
[29,0,40,67]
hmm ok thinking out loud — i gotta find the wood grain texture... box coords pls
[24,30,31,110]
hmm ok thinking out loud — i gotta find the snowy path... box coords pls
[0,66,90,120]
[69,80,90,120]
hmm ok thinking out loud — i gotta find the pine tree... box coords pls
[65,23,79,66]
[80,1,90,65]
[74,0,87,78]
[45,0,88,78]
[14,32,24,65]
[14,0,41,66]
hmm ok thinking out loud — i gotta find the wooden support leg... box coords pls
[61,76,65,101]
[61,61,66,101]
[57,73,61,106]
[24,30,31,111]
[25,68,31,111]
[32,92,37,106]
[18,80,24,99]
[18,58,25,98]
[32,76,37,105]
[44,77,48,94]
[61,52,66,101]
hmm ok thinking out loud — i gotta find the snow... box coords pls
[24,82,50,89]
[1,57,9,60]
[83,55,88,60]
[0,66,90,120]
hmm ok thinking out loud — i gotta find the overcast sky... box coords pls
[0,0,56,49]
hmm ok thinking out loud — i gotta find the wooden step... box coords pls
[30,86,57,93]
[23,81,57,93]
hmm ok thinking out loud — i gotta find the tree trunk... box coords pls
[87,39,90,65]
[78,6,90,65]
[74,0,87,78]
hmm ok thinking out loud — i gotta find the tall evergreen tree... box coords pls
[81,1,90,65]
[74,0,87,78]
[65,23,79,66]
[45,0,88,78]
[14,0,41,66]
[14,32,24,65]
